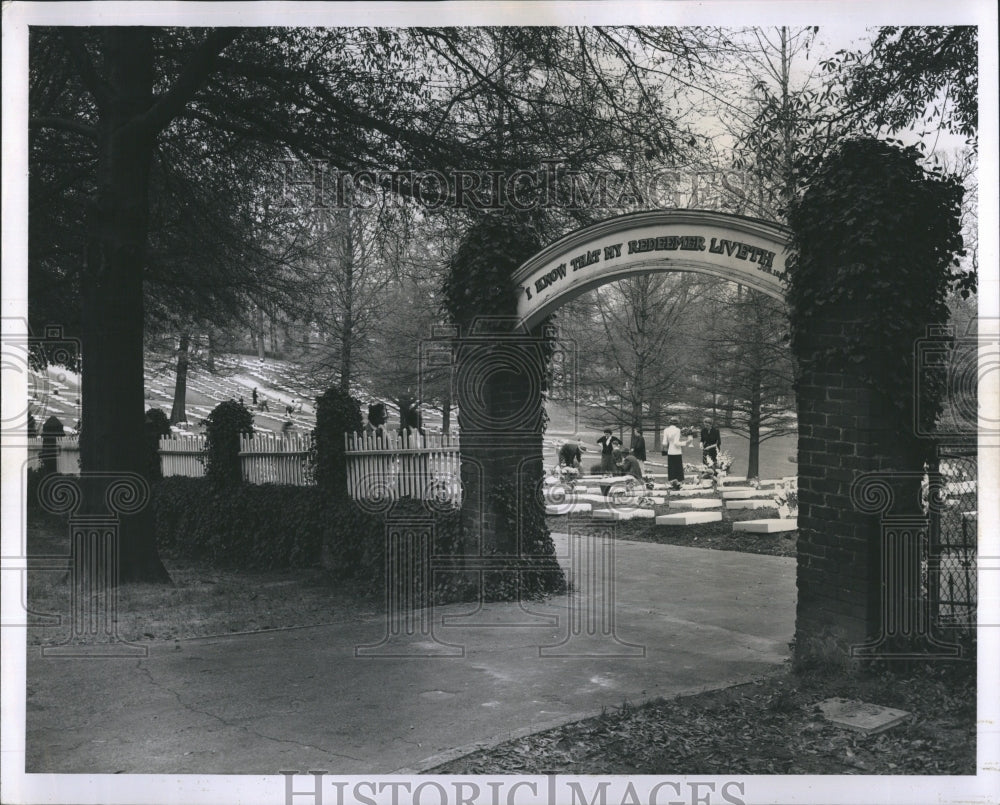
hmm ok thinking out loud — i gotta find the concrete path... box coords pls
[26,535,795,774]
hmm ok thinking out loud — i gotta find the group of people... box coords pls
[558,416,722,488]
[251,387,270,412]
[662,416,721,487]
[557,426,647,482]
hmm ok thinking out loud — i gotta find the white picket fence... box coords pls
[26,436,81,475]
[28,432,460,502]
[240,433,312,485]
[344,430,461,505]
[159,434,208,478]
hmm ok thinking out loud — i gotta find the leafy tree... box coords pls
[557,274,708,447]
[26,25,714,583]
[825,27,977,144]
[27,26,482,581]
[696,286,796,479]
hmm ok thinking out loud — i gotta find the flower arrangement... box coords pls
[715,450,734,473]
[556,464,580,484]
[773,479,799,519]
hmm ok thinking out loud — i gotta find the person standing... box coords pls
[597,428,622,474]
[252,387,258,407]
[631,426,647,477]
[700,416,721,468]
[661,416,689,487]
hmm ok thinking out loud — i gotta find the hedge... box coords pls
[153,477,471,600]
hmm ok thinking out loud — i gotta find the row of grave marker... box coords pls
[542,474,798,534]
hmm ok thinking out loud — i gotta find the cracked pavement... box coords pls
[25,536,795,774]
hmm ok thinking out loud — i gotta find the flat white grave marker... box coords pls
[655,511,723,526]
[725,499,776,510]
[732,518,798,533]
[546,503,592,516]
[670,498,722,510]
[721,488,776,500]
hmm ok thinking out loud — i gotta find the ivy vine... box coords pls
[786,138,964,440]
[203,400,254,486]
[312,386,363,496]
[442,212,558,413]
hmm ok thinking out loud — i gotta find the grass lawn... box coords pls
[24,513,383,646]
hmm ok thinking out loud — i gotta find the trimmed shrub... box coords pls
[153,477,474,603]
[313,387,363,495]
[154,477,370,572]
[203,400,254,486]
[144,407,171,481]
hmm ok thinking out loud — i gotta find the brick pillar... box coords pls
[794,317,933,666]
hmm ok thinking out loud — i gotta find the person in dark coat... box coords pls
[620,448,643,481]
[631,427,647,475]
[558,440,582,469]
[597,428,622,474]
[700,417,721,468]
[630,427,647,461]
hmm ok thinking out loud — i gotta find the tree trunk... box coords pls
[206,330,216,372]
[441,377,452,433]
[339,217,355,393]
[746,371,762,480]
[256,306,266,360]
[269,309,279,356]
[170,332,190,424]
[651,399,662,452]
[81,28,169,583]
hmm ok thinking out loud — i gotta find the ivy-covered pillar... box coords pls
[444,215,565,600]
[786,139,964,666]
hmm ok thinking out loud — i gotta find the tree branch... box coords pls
[60,29,112,111]
[30,115,98,141]
[134,29,241,138]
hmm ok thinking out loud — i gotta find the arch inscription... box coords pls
[514,209,792,329]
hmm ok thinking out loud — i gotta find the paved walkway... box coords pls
[26,534,795,774]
